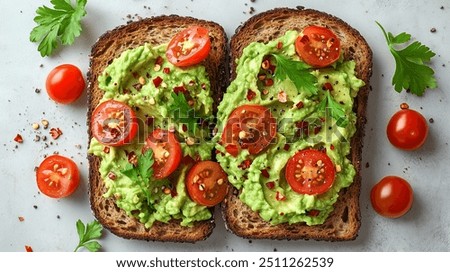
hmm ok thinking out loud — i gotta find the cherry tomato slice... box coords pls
[386,104,428,150]
[371,176,414,218]
[186,161,229,207]
[142,129,182,179]
[36,155,80,198]
[91,100,138,147]
[285,149,336,195]
[46,64,85,104]
[295,26,341,68]
[166,26,211,67]
[221,105,277,157]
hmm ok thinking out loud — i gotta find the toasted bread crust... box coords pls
[87,15,227,242]
[222,7,373,241]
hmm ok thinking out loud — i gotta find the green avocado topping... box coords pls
[215,30,365,226]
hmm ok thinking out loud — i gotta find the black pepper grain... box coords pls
[33,205,38,209]
[430,27,437,33]
[429,118,434,123]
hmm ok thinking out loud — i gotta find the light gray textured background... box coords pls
[1,0,449,251]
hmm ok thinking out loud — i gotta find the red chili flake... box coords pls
[266,181,275,190]
[14,134,23,143]
[283,144,290,151]
[188,80,196,86]
[296,101,304,109]
[247,89,256,101]
[276,191,286,201]
[277,41,283,49]
[146,115,154,126]
[18,216,25,222]
[163,67,170,74]
[173,85,187,94]
[108,172,117,181]
[153,76,163,88]
[25,245,33,252]
[155,56,163,66]
[314,126,322,135]
[225,144,239,157]
[307,210,320,217]
[103,146,110,154]
[49,128,63,140]
[330,144,335,150]
[170,190,178,198]
[201,83,207,90]
[323,82,333,91]
[264,78,274,87]
[261,169,270,178]
[182,124,188,132]
[127,151,138,166]
[238,159,252,170]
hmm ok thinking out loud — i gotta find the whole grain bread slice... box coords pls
[87,16,228,243]
[222,7,373,241]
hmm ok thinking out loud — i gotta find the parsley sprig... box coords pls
[168,93,198,133]
[272,54,318,95]
[74,219,103,252]
[318,91,349,128]
[122,150,155,208]
[30,0,88,57]
[376,22,437,96]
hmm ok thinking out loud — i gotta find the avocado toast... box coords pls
[87,16,228,242]
[217,8,372,241]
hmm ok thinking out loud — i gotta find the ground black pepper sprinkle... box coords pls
[429,118,434,123]
[430,27,437,33]
[33,205,38,209]
[365,162,370,168]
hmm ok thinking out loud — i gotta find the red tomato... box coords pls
[142,129,182,179]
[295,26,341,68]
[386,103,428,150]
[91,100,138,147]
[46,64,85,104]
[166,26,211,67]
[371,176,413,218]
[186,161,229,206]
[36,155,80,198]
[285,149,336,195]
[221,105,277,157]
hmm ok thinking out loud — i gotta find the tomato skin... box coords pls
[221,105,277,156]
[46,64,85,104]
[386,106,428,150]
[285,149,336,195]
[166,26,211,67]
[36,155,80,198]
[295,26,341,68]
[186,161,229,207]
[91,100,138,147]
[142,129,182,179]
[371,176,413,218]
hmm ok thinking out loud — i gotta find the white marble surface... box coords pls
[1,0,449,252]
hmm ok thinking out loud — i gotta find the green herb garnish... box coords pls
[30,0,88,57]
[168,92,198,133]
[272,53,318,95]
[74,219,103,252]
[318,91,348,128]
[122,150,155,208]
[376,22,437,96]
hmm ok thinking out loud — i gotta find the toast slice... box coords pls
[87,16,228,242]
[222,7,373,241]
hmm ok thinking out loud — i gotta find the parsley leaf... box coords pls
[272,54,318,95]
[30,0,88,57]
[168,92,198,133]
[74,219,103,252]
[121,150,155,208]
[318,91,349,128]
[376,22,437,96]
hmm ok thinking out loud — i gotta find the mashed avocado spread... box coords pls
[215,31,365,226]
[88,43,214,228]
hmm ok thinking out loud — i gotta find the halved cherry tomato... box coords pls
[371,176,413,218]
[166,26,211,67]
[186,161,229,207]
[142,129,182,179]
[221,105,277,157]
[36,155,80,198]
[46,64,85,104]
[285,149,336,195]
[295,26,341,68]
[91,100,138,147]
[387,103,428,150]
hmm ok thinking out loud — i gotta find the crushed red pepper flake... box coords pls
[25,245,33,252]
[14,134,23,143]
[49,128,63,139]
[18,216,25,222]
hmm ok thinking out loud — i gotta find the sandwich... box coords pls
[216,7,373,241]
[87,15,228,242]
